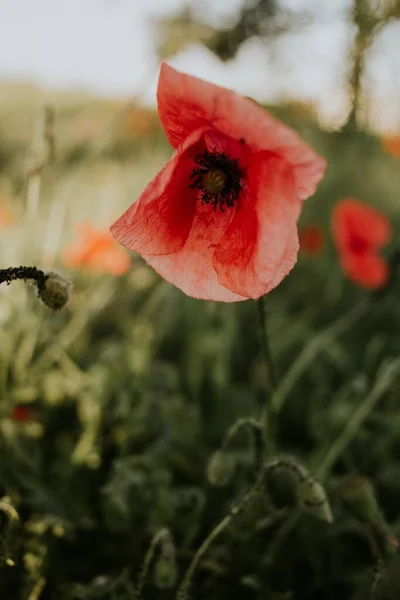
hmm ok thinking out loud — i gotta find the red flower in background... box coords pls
[10,406,37,422]
[299,226,324,256]
[111,64,326,301]
[0,195,14,229]
[63,223,130,276]
[381,135,400,158]
[332,199,391,289]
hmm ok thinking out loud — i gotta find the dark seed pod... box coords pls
[37,272,71,311]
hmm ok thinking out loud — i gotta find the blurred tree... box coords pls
[153,0,400,126]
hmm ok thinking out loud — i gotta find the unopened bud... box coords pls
[372,556,400,600]
[207,450,234,486]
[37,272,71,311]
[153,550,177,589]
[298,478,333,523]
[263,456,333,523]
[339,475,382,524]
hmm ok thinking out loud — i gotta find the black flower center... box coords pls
[189,149,242,211]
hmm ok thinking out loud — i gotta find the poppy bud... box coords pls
[339,475,382,524]
[371,556,400,600]
[263,456,333,523]
[153,542,177,589]
[37,271,71,311]
[297,478,333,523]
[207,450,235,486]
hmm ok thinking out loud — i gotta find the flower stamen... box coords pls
[189,149,242,211]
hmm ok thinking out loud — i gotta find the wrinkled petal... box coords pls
[332,198,391,252]
[213,154,299,299]
[158,63,326,200]
[142,201,245,302]
[110,129,205,256]
[341,252,389,289]
[212,191,261,297]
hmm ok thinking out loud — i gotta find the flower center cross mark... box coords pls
[189,149,242,212]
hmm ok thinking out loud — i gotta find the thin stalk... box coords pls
[0,266,47,288]
[135,528,171,600]
[257,297,278,392]
[177,475,262,600]
[257,297,278,446]
[315,358,400,480]
[270,300,369,417]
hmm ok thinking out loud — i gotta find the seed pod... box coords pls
[37,271,71,311]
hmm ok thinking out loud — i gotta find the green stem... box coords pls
[315,358,400,480]
[176,476,262,600]
[135,528,171,600]
[257,297,278,391]
[270,300,369,417]
[257,297,278,446]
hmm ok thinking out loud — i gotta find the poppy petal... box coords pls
[213,154,299,298]
[157,63,326,201]
[341,252,389,289]
[204,130,250,166]
[142,201,246,301]
[332,198,391,252]
[110,129,205,256]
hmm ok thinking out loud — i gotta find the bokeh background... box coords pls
[0,1,400,599]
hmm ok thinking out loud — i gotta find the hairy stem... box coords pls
[315,358,400,480]
[177,476,262,600]
[0,266,47,287]
[257,297,278,446]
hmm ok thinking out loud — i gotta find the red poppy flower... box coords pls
[381,135,400,158]
[111,64,326,301]
[332,199,391,289]
[0,195,14,229]
[299,226,324,256]
[63,223,130,276]
[9,406,37,422]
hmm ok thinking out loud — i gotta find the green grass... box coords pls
[0,83,399,600]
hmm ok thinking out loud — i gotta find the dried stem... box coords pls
[0,266,47,288]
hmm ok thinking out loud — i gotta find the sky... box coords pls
[0,0,399,130]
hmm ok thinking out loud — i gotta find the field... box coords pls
[0,75,399,600]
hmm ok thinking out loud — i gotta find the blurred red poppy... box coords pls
[10,406,36,422]
[332,199,391,289]
[299,226,324,256]
[63,223,130,276]
[0,197,14,229]
[111,63,326,301]
[381,135,400,158]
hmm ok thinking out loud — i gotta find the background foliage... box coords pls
[0,1,400,598]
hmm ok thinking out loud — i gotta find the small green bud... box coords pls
[37,271,71,311]
[298,478,333,523]
[153,552,177,589]
[207,450,234,486]
[339,475,382,524]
